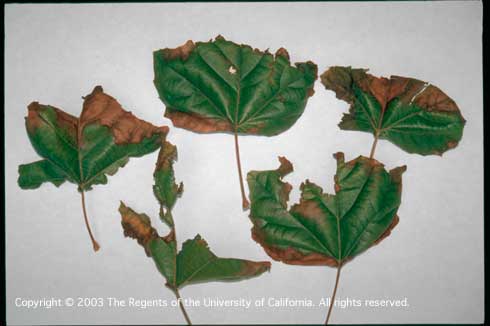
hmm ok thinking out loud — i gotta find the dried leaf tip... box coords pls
[80,86,169,145]
[194,234,208,246]
[333,152,345,165]
[119,201,158,256]
[277,156,293,177]
[160,40,196,61]
[91,85,104,95]
[321,66,365,102]
[389,165,407,184]
[81,85,104,100]
[275,47,290,60]
[240,260,272,277]
[155,141,178,171]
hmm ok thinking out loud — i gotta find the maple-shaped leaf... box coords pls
[321,66,465,156]
[119,141,270,325]
[18,86,168,251]
[247,154,405,323]
[248,154,405,266]
[154,35,317,209]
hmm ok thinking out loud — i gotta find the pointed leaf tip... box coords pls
[92,85,103,94]
[389,165,407,185]
[275,47,290,60]
[333,152,345,165]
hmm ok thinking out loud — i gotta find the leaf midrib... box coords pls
[337,163,397,261]
[335,162,374,262]
[164,64,228,120]
[176,253,217,288]
[164,44,304,130]
[356,88,459,137]
[39,112,141,189]
[38,110,78,150]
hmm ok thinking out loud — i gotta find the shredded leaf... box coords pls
[119,140,270,325]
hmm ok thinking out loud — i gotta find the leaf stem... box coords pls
[325,263,342,325]
[164,202,191,324]
[174,288,192,325]
[80,190,100,252]
[369,133,379,160]
[234,131,249,210]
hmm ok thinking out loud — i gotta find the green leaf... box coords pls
[154,36,317,136]
[19,86,168,251]
[153,141,183,227]
[153,35,317,209]
[247,154,405,266]
[19,86,168,190]
[321,66,465,155]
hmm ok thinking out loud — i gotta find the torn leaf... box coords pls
[120,201,271,290]
[153,141,183,227]
[321,66,465,155]
[120,140,271,295]
[247,154,405,266]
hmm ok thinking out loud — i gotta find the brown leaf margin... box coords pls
[81,86,169,144]
[156,35,317,134]
[321,66,465,119]
[250,154,405,267]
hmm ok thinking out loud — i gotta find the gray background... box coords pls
[5,2,483,325]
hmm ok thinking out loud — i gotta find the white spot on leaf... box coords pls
[228,66,237,74]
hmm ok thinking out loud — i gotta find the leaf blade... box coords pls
[19,86,168,191]
[248,154,405,266]
[154,36,317,135]
[248,158,337,266]
[321,66,465,155]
